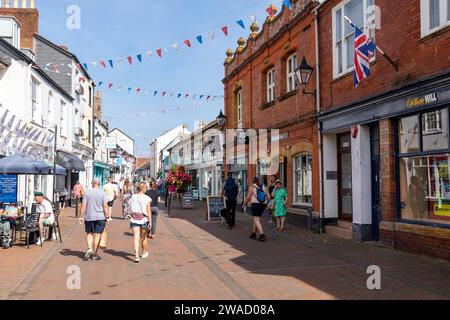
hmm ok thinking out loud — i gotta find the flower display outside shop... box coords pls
[165,165,192,193]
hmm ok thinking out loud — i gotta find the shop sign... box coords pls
[0,175,18,204]
[434,204,450,217]
[109,150,118,158]
[182,191,194,209]
[407,92,438,108]
[105,137,117,149]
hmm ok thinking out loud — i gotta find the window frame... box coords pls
[31,77,41,124]
[332,0,376,79]
[266,67,276,103]
[59,100,67,138]
[420,0,450,37]
[293,153,313,206]
[286,53,298,93]
[236,89,243,128]
[395,106,450,229]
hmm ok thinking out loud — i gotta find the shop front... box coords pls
[319,73,450,260]
[94,161,111,186]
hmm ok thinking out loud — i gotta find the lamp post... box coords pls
[216,110,227,184]
[294,56,316,101]
[43,121,58,203]
[93,129,102,182]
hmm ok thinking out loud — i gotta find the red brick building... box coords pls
[316,0,450,259]
[223,0,320,220]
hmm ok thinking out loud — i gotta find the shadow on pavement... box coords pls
[104,249,135,262]
[164,201,450,300]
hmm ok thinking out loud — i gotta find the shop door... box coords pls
[371,124,381,241]
[338,134,353,220]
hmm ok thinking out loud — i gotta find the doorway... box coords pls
[371,124,381,241]
[338,133,353,221]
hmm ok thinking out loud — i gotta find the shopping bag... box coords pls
[99,227,108,250]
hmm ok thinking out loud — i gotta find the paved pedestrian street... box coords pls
[3,201,450,300]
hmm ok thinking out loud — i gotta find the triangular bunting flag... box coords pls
[154,91,158,96]
[157,49,162,58]
[136,88,141,93]
[117,58,123,65]
[100,60,107,68]
[184,40,192,48]
[196,36,203,44]
[236,20,245,29]
[108,83,113,89]
[171,43,179,51]
[283,0,292,9]
[162,92,167,97]
[185,94,189,98]
[266,6,275,16]
[108,60,114,68]
[83,63,88,70]
[221,26,228,36]
[207,32,215,40]
[127,56,133,65]
[137,54,142,63]
[178,94,182,98]
[98,81,103,87]
[146,51,153,57]
[199,95,204,99]
[128,87,132,93]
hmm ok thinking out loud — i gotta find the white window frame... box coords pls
[267,67,275,103]
[31,78,40,124]
[421,0,450,37]
[332,0,376,79]
[236,89,243,128]
[60,100,66,137]
[48,91,54,124]
[423,110,443,134]
[286,53,298,93]
[293,153,313,206]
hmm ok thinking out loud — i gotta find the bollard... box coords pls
[75,198,79,218]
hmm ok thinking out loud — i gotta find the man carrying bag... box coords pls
[79,179,109,261]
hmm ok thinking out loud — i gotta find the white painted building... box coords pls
[149,125,191,178]
[0,23,73,204]
[108,128,135,181]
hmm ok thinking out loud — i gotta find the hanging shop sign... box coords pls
[407,92,438,108]
[105,137,117,149]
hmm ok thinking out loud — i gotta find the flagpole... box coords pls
[344,16,398,71]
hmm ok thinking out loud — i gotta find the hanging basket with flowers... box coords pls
[165,165,192,193]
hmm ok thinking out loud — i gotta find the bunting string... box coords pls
[34,1,294,72]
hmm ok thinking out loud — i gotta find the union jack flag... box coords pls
[353,25,376,88]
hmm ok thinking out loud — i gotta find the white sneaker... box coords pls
[36,238,45,246]
[52,232,58,241]
[141,252,149,259]
[108,217,113,222]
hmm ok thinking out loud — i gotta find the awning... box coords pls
[57,151,85,172]
[94,161,111,171]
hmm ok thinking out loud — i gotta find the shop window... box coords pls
[420,0,450,37]
[398,115,420,154]
[423,110,448,151]
[332,0,375,78]
[399,155,450,225]
[294,153,312,204]
[398,107,450,226]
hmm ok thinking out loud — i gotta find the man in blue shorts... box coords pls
[79,179,109,261]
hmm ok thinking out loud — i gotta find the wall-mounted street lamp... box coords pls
[216,110,227,129]
[94,131,102,148]
[294,56,316,101]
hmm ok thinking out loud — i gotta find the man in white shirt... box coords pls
[103,178,118,221]
[35,192,55,246]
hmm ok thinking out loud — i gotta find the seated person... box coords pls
[0,202,12,249]
[34,192,55,246]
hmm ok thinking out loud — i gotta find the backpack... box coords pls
[224,179,239,200]
[254,186,266,204]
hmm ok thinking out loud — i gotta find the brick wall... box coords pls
[379,119,396,222]
[318,0,450,112]
[0,8,38,51]
[223,2,319,213]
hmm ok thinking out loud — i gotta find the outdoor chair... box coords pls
[47,205,62,243]
[13,204,41,249]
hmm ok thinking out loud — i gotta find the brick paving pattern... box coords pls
[2,201,450,300]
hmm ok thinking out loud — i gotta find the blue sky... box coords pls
[37,0,278,156]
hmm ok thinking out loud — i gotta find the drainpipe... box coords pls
[314,6,325,234]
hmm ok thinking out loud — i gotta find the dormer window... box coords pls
[0,17,20,49]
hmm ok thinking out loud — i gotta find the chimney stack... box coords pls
[0,0,39,51]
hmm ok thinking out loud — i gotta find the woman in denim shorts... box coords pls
[126,183,152,263]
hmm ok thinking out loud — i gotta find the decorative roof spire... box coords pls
[225,48,234,64]
[236,37,246,54]
[250,21,260,39]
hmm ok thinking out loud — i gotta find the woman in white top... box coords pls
[126,182,152,263]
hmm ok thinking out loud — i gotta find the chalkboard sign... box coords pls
[207,196,225,221]
[182,191,194,209]
[0,175,18,204]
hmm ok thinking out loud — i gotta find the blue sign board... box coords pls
[0,175,18,204]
